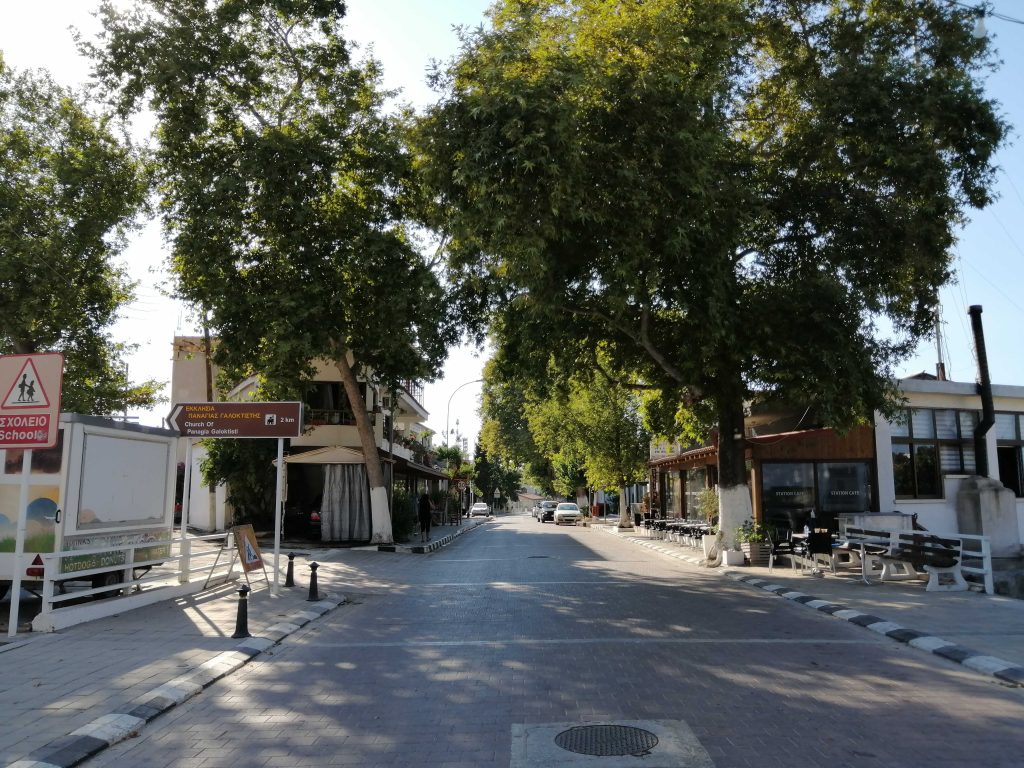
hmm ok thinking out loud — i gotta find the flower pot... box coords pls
[741,541,771,567]
[722,549,745,566]
[701,535,718,558]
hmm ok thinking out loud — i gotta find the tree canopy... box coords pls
[0,59,160,414]
[415,0,1007,522]
[86,0,459,541]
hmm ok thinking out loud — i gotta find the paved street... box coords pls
[76,513,1024,768]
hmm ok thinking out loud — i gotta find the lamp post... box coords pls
[444,378,483,447]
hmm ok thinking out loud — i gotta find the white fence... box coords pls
[837,523,995,594]
[31,532,239,632]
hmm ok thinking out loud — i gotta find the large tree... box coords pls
[415,0,1006,541]
[85,0,456,543]
[0,59,160,414]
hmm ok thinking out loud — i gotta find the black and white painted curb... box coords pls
[8,597,345,768]
[407,517,487,554]
[602,528,1024,689]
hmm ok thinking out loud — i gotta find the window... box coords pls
[683,467,707,519]
[761,461,872,534]
[761,462,815,533]
[662,472,681,518]
[817,462,871,514]
[891,408,976,499]
[995,412,1024,497]
[304,382,356,426]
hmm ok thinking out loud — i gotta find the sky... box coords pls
[2,1,1024,449]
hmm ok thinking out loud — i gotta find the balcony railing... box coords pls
[305,408,357,427]
[401,380,425,406]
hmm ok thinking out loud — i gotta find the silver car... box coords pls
[553,502,582,526]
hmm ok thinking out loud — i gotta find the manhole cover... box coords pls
[554,725,659,756]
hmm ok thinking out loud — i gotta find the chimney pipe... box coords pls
[969,305,995,477]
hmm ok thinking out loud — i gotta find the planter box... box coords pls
[701,535,718,558]
[722,549,745,566]
[742,541,771,567]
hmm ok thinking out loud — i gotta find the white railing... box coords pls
[34,532,239,629]
[839,523,994,594]
[955,532,995,595]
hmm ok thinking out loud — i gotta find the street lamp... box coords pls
[444,378,483,447]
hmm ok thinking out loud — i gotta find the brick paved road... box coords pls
[85,515,1024,768]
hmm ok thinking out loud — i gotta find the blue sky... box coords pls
[2,1,1023,447]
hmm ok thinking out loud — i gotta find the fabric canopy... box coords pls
[277,446,366,465]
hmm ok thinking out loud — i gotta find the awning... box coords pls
[277,446,367,465]
[275,445,447,480]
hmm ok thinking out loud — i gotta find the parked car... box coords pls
[553,502,582,526]
[536,500,558,523]
[470,502,491,517]
[283,501,323,539]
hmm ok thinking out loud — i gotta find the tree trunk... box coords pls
[616,481,633,529]
[335,351,392,544]
[715,385,751,551]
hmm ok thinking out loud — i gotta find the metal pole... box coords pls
[272,437,284,596]
[178,439,193,584]
[6,449,32,638]
[444,379,482,446]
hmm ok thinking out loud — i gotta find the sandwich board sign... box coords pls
[0,353,64,449]
[232,524,268,585]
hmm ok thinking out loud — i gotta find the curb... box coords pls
[600,528,1024,689]
[7,596,345,768]
[407,518,487,554]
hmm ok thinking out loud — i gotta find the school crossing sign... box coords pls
[0,353,64,449]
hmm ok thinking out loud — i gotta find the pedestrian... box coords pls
[418,491,433,543]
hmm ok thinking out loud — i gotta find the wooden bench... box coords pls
[840,527,968,592]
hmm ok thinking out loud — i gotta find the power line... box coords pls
[947,1,1024,27]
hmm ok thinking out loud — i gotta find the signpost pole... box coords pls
[178,439,193,584]
[272,437,284,596]
[6,450,32,638]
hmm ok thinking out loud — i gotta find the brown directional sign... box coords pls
[168,401,303,438]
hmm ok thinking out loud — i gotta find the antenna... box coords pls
[934,307,947,381]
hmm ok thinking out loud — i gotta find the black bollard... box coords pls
[306,561,320,602]
[231,584,251,639]
[284,552,295,587]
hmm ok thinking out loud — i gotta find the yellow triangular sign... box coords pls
[2,359,51,409]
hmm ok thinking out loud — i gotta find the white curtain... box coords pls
[320,464,371,542]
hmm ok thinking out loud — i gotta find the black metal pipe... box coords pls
[284,552,295,588]
[231,585,251,639]
[307,561,320,602]
[969,305,995,477]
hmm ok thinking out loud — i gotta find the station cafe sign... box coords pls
[0,353,64,449]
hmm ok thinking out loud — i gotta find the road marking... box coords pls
[309,637,878,649]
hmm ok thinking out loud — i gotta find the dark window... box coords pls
[682,467,707,519]
[763,461,872,534]
[891,408,976,499]
[995,412,1024,497]
[304,382,356,426]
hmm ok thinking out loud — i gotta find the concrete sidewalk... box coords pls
[1,519,490,768]
[601,525,1024,687]
[2,564,343,768]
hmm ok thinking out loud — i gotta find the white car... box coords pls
[469,502,490,517]
[553,502,582,526]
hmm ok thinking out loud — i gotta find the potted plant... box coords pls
[695,487,720,557]
[736,519,771,567]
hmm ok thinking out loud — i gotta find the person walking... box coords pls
[418,491,434,543]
